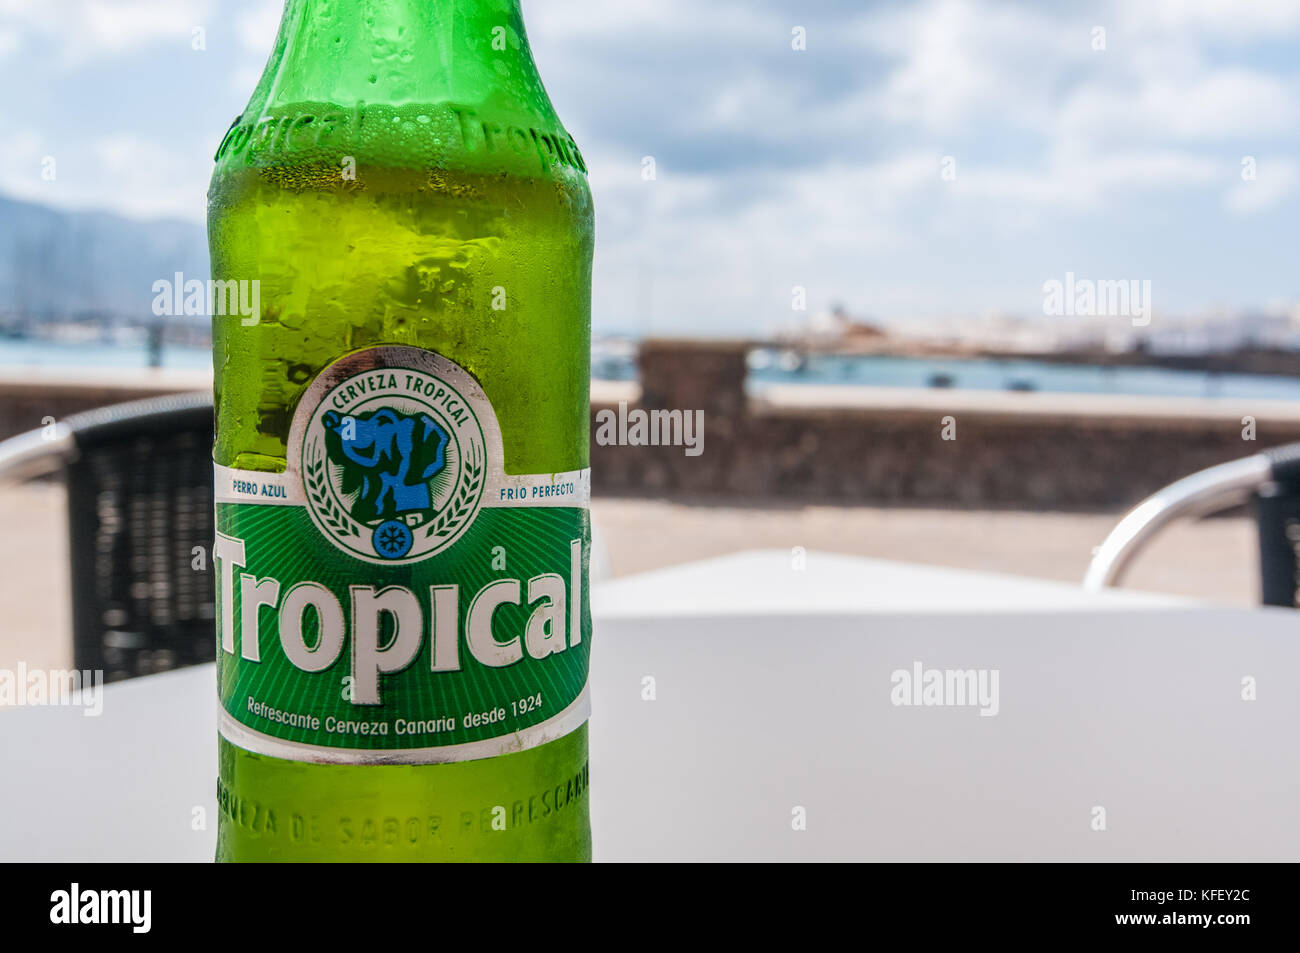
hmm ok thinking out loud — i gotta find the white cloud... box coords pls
[956,149,1220,209]
[0,0,213,66]
[228,0,280,96]
[1224,157,1300,213]
[862,0,1089,132]
[1057,69,1298,144]
[231,62,263,96]
[90,134,208,220]
[534,0,1300,326]
[0,129,207,221]
[236,0,281,56]
[0,128,49,195]
[1118,0,1300,40]
[529,0,734,41]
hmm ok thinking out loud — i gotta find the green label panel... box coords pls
[216,503,591,759]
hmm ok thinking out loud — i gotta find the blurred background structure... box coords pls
[4,0,1300,675]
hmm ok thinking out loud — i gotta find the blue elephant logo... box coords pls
[321,407,450,526]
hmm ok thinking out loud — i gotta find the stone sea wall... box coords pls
[591,340,1300,507]
[5,342,1300,508]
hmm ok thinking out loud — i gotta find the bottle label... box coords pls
[214,346,591,764]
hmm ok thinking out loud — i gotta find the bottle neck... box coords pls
[252,0,545,112]
[218,0,586,181]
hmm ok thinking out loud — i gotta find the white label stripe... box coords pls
[484,468,591,508]
[214,463,592,508]
[218,684,591,765]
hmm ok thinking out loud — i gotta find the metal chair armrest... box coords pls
[1083,453,1272,590]
[0,423,75,483]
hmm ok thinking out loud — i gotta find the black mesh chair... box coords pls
[0,393,215,681]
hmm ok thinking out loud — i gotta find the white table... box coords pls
[3,550,1298,861]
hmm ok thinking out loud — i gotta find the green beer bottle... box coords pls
[207,0,593,861]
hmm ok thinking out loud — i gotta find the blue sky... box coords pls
[2,0,1300,335]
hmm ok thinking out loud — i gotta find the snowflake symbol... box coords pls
[377,525,408,554]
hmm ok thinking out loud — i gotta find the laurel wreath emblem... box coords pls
[424,443,484,541]
[305,443,361,539]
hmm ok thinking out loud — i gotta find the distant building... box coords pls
[787,305,887,348]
